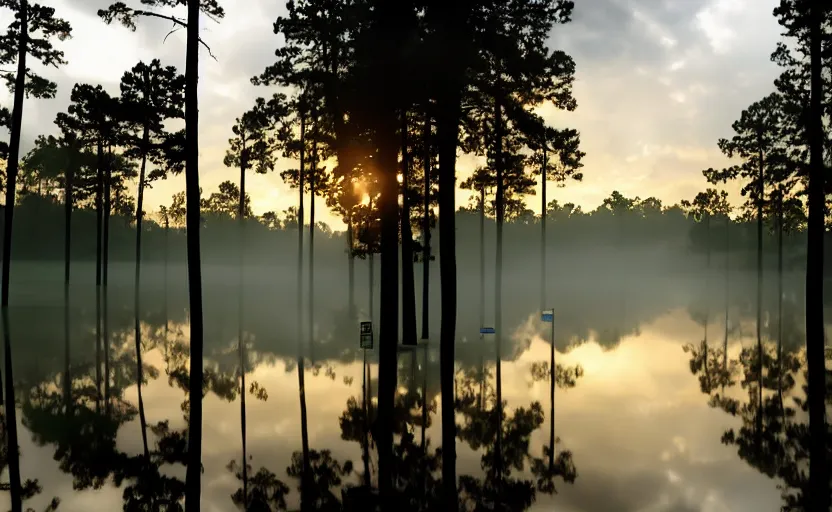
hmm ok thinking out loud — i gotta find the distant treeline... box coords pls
[2,189,828,273]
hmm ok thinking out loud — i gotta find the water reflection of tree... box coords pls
[683,331,832,510]
[455,364,580,511]
[0,412,61,512]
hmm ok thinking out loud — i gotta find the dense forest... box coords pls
[0,0,829,511]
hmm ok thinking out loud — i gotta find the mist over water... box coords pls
[4,234,826,511]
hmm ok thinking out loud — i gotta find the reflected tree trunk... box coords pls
[362,348,370,487]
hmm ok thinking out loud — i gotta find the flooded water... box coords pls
[2,260,828,511]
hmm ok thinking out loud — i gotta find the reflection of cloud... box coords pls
[16,286,790,511]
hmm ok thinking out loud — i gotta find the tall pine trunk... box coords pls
[64,150,74,411]
[755,147,764,457]
[135,132,150,460]
[103,148,112,408]
[805,4,828,508]
[348,218,355,318]
[95,140,103,412]
[421,113,431,340]
[309,116,316,365]
[437,76,461,512]
[402,110,417,346]
[0,3,28,507]
[723,214,730,391]
[540,143,547,311]
[184,0,206,507]
[238,149,248,507]
[376,106,400,501]
[776,194,784,418]
[296,106,311,512]
[494,88,505,492]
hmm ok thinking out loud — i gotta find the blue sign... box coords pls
[479,327,495,334]
[541,309,554,323]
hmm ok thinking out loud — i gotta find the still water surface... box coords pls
[2,262,825,511]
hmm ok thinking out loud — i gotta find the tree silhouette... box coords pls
[0,1,71,507]
[769,2,832,508]
[99,0,227,508]
[118,58,185,462]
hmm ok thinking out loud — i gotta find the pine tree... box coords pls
[98,2,226,509]
[0,2,70,508]
[118,58,185,462]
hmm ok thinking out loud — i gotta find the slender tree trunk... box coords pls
[184,0,206,507]
[95,140,103,413]
[421,113,431,340]
[805,4,828,508]
[755,147,764,456]
[362,348,370,487]
[480,187,485,332]
[777,194,784,417]
[309,116,316,364]
[438,86,459,508]
[296,106,311,512]
[164,218,169,342]
[135,139,150,460]
[103,149,112,410]
[64,153,74,411]
[402,111,417,346]
[540,143,547,311]
[723,215,730,391]
[376,107,400,502]
[421,341,429,453]
[238,151,248,508]
[494,88,505,493]
[348,217,355,318]
[0,4,27,507]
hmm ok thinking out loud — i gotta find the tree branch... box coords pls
[133,10,218,61]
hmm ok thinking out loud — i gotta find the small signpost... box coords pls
[360,321,374,350]
[479,327,496,335]
[541,309,554,323]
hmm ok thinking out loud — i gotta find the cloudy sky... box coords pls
[5,0,786,230]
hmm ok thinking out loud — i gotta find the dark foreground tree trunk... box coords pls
[421,113,431,340]
[436,13,465,505]
[184,0,206,508]
[402,111,417,347]
[805,3,828,509]
[1,3,29,508]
